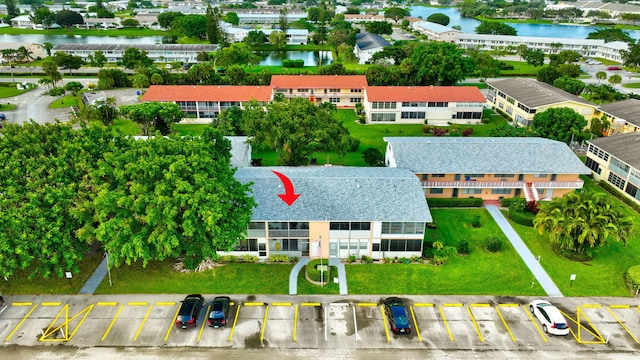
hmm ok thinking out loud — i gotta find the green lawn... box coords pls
[348,209,546,296]
[0,82,36,99]
[296,265,340,295]
[2,252,104,295]
[95,261,293,294]
[49,93,79,108]
[499,60,538,77]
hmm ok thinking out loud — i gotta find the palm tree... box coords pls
[534,191,632,258]
[16,46,35,75]
[1,48,17,83]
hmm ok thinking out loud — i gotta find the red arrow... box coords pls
[272,170,300,206]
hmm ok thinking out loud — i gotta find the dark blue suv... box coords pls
[175,294,205,329]
[384,297,412,334]
[208,296,231,328]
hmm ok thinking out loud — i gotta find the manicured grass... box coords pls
[3,252,104,295]
[0,82,36,98]
[348,209,546,296]
[623,82,640,89]
[499,60,538,76]
[95,261,293,294]
[49,93,79,108]
[296,265,340,295]
[172,123,209,136]
[111,118,142,135]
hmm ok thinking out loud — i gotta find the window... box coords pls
[455,111,482,119]
[371,113,396,122]
[430,188,444,194]
[401,112,426,119]
[329,222,370,231]
[381,222,424,234]
[533,174,547,178]
[328,88,340,93]
[608,172,626,190]
[587,144,609,161]
[401,102,426,107]
[380,239,423,252]
[297,89,309,93]
[491,188,511,194]
[350,88,362,93]
[372,102,397,109]
[465,174,485,178]
[461,188,482,194]
[493,174,514,178]
[350,97,362,103]
[234,238,258,251]
[428,102,448,108]
[585,157,601,174]
[329,97,340,103]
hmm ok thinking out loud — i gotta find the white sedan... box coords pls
[529,300,570,336]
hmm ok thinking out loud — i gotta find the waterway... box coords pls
[410,6,640,40]
[256,50,333,66]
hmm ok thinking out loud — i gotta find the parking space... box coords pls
[3,295,640,355]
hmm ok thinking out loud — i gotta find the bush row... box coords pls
[598,181,640,214]
[217,254,259,263]
[626,265,640,293]
[508,208,535,227]
[427,198,483,208]
[282,59,305,68]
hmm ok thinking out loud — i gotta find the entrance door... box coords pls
[329,242,338,258]
[301,239,309,257]
[452,188,458,198]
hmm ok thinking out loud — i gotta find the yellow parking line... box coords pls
[495,307,516,343]
[409,306,422,343]
[164,305,181,342]
[467,306,484,342]
[293,305,299,342]
[443,303,463,307]
[197,304,210,342]
[97,302,117,306]
[438,306,454,342]
[128,302,148,306]
[5,304,38,342]
[11,302,33,306]
[301,302,321,307]
[499,304,519,307]
[272,302,292,306]
[610,305,630,309]
[413,303,434,307]
[523,305,547,342]
[133,305,153,341]
[68,304,94,340]
[581,304,601,308]
[228,304,241,342]
[42,302,62,306]
[606,307,639,343]
[244,302,264,306]
[380,305,390,343]
[102,304,124,341]
[470,303,490,307]
[156,302,176,306]
[358,303,378,307]
[260,305,269,343]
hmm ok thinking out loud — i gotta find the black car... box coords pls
[208,296,231,328]
[384,297,411,334]
[175,294,205,329]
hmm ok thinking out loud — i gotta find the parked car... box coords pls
[607,66,622,70]
[529,300,570,336]
[0,292,4,307]
[208,296,231,328]
[175,294,205,329]
[384,297,411,334]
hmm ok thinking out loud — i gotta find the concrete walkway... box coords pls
[485,205,563,297]
[78,254,108,295]
[288,258,348,295]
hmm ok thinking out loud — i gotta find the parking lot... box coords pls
[1,294,640,357]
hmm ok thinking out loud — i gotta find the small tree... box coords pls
[362,147,384,167]
[64,81,83,96]
[49,87,66,104]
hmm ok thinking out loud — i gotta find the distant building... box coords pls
[0,42,46,61]
[412,21,461,42]
[595,99,640,135]
[354,32,391,64]
[52,43,219,64]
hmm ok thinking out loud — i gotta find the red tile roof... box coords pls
[270,75,368,89]
[365,86,486,102]
[141,85,273,102]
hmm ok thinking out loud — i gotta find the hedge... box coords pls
[427,198,483,208]
[598,181,640,214]
[626,265,640,293]
[282,59,305,68]
[508,208,535,227]
[305,258,332,283]
[500,198,515,207]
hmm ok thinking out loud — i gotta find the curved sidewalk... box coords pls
[289,258,348,295]
[485,205,563,297]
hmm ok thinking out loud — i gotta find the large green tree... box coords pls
[405,42,474,86]
[531,107,587,143]
[157,12,184,30]
[384,7,409,24]
[54,9,84,29]
[172,14,207,39]
[553,76,585,96]
[121,48,154,69]
[475,22,517,35]
[120,102,183,135]
[243,98,354,165]
[587,28,633,43]
[621,40,640,67]
[365,21,392,35]
[534,191,633,258]
[427,13,450,26]
[79,129,256,267]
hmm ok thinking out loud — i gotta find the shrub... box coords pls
[218,255,239,263]
[462,128,473,137]
[269,254,290,263]
[626,265,640,293]
[508,197,535,227]
[348,255,356,263]
[599,181,640,214]
[500,197,515,207]
[427,198,483,208]
[471,214,481,228]
[183,256,201,270]
[410,255,422,263]
[359,115,366,124]
[347,137,360,152]
[422,124,432,134]
[282,59,305,68]
[290,256,299,263]
[432,127,447,136]
[457,239,470,255]
[486,236,503,252]
[426,221,437,229]
[240,254,258,263]
[306,258,331,283]
[433,245,457,265]
[481,118,490,124]
[361,255,373,263]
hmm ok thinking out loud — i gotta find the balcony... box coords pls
[422,180,584,189]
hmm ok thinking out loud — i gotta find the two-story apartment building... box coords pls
[52,44,219,64]
[363,86,486,125]
[270,75,368,109]
[585,133,640,205]
[384,137,590,202]
[412,21,461,42]
[594,99,640,135]
[227,167,432,261]
[486,78,597,128]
